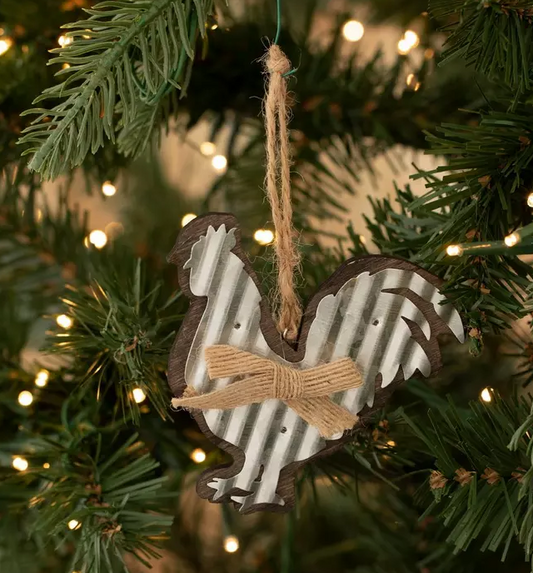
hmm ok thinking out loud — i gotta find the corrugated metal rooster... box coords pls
[168,214,464,513]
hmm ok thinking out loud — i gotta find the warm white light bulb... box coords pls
[68,519,81,531]
[404,30,419,49]
[200,141,216,156]
[504,233,519,247]
[35,369,49,388]
[62,63,70,70]
[101,181,116,197]
[190,448,206,463]
[56,314,73,329]
[18,390,33,407]
[88,230,108,249]
[211,154,228,172]
[43,462,51,469]
[480,387,492,403]
[181,213,197,227]
[342,20,365,42]
[446,244,463,257]
[132,387,146,404]
[528,193,533,208]
[397,38,411,55]
[58,35,73,48]
[12,457,28,472]
[254,229,275,246]
[224,535,239,553]
[0,38,13,56]
[104,221,124,239]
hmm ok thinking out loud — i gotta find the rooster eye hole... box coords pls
[280,426,287,434]
[372,319,380,326]
[234,323,241,330]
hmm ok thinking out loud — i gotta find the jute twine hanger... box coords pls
[262,42,302,342]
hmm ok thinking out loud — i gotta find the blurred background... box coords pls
[2,1,533,572]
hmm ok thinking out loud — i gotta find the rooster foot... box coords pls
[232,488,285,512]
[207,477,241,501]
[207,477,285,509]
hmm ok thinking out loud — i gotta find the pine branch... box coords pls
[414,105,533,333]
[430,0,533,96]
[359,184,445,260]
[47,258,183,422]
[403,392,533,564]
[27,430,173,573]
[18,0,213,180]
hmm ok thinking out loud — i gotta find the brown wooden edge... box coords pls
[167,213,463,514]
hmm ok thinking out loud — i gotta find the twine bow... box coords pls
[171,345,363,438]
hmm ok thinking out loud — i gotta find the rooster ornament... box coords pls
[168,213,464,513]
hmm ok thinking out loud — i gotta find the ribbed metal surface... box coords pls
[182,225,464,511]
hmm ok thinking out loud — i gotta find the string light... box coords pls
[504,233,519,247]
[56,314,73,329]
[211,24,218,30]
[404,30,419,48]
[527,192,533,208]
[200,141,216,156]
[387,440,396,447]
[397,40,411,55]
[211,154,228,172]
[224,535,239,553]
[480,387,492,403]
[43,463,51,469]
[181,213,197,227]
[254,229,275,245]
[101,181,116,197]
[397,30,419,55]
[35,369,49,388]
[104,221,124,239]
[190,448,206,463]
[446,244,463,257]
[88,230,108,249]
[68,519,81,531]
[0,37,13,56]
[342,20,365,42]
[18,390,34,407]
[12,457,28,472]
[62,63,70,70]
[132,387,146,404]
[405,73,421,91]
[58,35,73,48]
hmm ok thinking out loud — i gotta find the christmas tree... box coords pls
[3,0,533,571]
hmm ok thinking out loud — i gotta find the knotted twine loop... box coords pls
[171,345,362,438]
[263,44,302,342]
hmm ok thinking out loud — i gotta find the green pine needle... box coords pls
[18,0,214,180]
